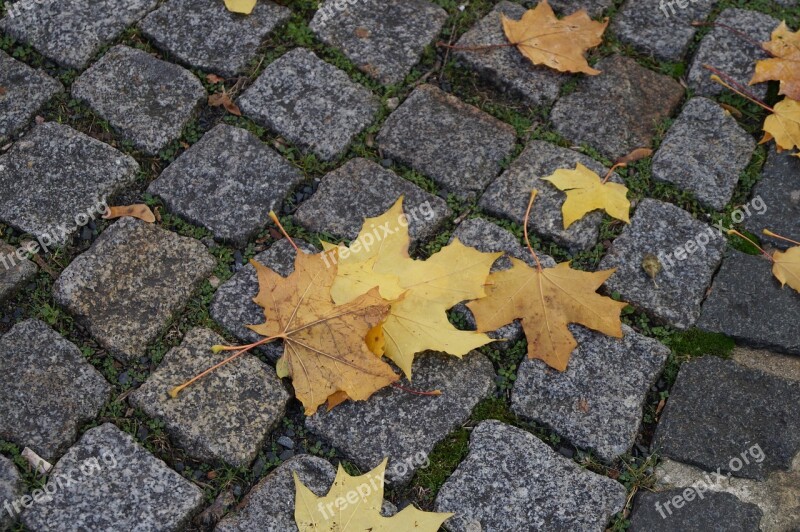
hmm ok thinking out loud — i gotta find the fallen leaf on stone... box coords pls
[102,204,156,223]
[750,22,800,100]
[772,246,800,293]
[208,92,242,116]
[294,459,452,531]
[224,0,256,15]
[761,98,800,155]
[502,0,608,75]
[543,163,631,229]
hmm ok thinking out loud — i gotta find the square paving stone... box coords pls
[0,319,111,461]
[139,0,291,78]
[129,328,290,468]
[512,325,669,462]
[543,0,614,16]
[653,356,800,481]
[435,420,626,532]
[629,489,763,531]
[210,239,317,364]
[293,158,451,241]
[71,45,206,155]
[744,148,800,251]
[21,423,204,532]
[0,122,139,242]
[611,0,719,62]
[305,351,495,486]
[0,0,158,69]
[598,199,726,330]
[479,140,623,253]
[651,97,755,210]
[698,250,800,355]
[377,84,517,199]
[550,55,684,160]
[53,218,216,362]
[688,9,779,100]
[238,48,380,162]
[453,1,566,107]
[0,242,37,304]
[0,450,23,530]
[310,0,447,86]
[0,50,62,143]
[147,124,304,247]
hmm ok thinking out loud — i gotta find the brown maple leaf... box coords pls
[208,91,241,116]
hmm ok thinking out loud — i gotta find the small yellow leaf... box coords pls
[224,0,256,15]
[102,204,156,223]
[543,163,631,229]
[761,98,800,154]
[772,246,800,293]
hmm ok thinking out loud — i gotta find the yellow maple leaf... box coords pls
[224,0,256,14]
[543,163,631,229]
[248,251,399,415]
[761,98,800,156]
[327,198,501,378]
[501,0,608,75]
[294,460,452,531]
[750,22,800,101]
[772,246,800,293]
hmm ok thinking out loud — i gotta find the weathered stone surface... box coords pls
[629,489,762,531]
[744,148,800,251]
[0,0,158,69]
[611,0,719,62]
[147,124,303,246]
[0,122,138,242]
[294,158,450,241]
[0,455,22,531]
[479,140,622,252]
[0,319,111,461]
[139,0,291,77]
[129,328,289,468]
[306,351,495,486]
[651,98,755,210]
[599,199,725,330]
[310,0,447,86]
[210,239,317,363]
[542,0,613,16]
[551,55,684,160]
[22,423,204,532]
[72,45,206,155]
[435,420,626,531]
[238,48,379,161]
[53,218,216,361]
[698,250,800,355]
[512,325,668,462]
[0,50,62,143]
[654,356,800,480]
[454,2,566,106]
[0,242,37,304]
[688,9,778,99]
[378,84,517,199]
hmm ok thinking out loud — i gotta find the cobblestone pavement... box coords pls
[0,0,799,531]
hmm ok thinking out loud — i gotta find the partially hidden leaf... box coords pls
[224,0,256,15]
[761,98,800,156]
[208,92,242,116]
[772,246,800,293]
[103,204,156,223]
[750,22,800,101]
[543,163,631,229]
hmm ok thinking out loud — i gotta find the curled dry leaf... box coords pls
[208,92,242,116]
[750,22,800,101]
[205,74,225,84]
[617,147,653,164]
[102,204,156,223]
[543,163,631,229]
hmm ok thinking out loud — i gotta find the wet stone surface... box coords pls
[0,50,62,144]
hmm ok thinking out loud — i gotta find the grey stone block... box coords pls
[435,420,627,532]
[310,0,447,85]
[744,148,800,251]
[0,452,23,531]
[541,0,613,16]
[0,50,62,143]
[238,48,380,161]
[306,351,495,486]
[139,0,291,77]
[377,84,517,199]
[0,319,111,461]
[293,158,451,241]
[129,328,290,468]
[0,122,139,242]
[551,55,684,160]
[629,489,762,531]
[72,45,206,155]
[53,218,216,361]
[512,325,669,462]
[651,97,755,210]
[147,123,304,247]
[21,423,204,532]
[599,199,725,330]
[0,0,158,69]
[0,242,37,304]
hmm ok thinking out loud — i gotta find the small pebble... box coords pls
[277,436,294,449]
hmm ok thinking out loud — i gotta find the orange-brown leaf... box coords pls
[208,92,241,116]
[750,22,800,101]
[102,204,156,223]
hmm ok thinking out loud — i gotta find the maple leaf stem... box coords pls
[727,229,774,262]
[391,383,443,396]
[763,229,800,246]
[523,190,544,272]
[436,41,517,52]
[602,163,626,184]
[691,21,772,54]
[269,210,299,252]
[704,65,774,112]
